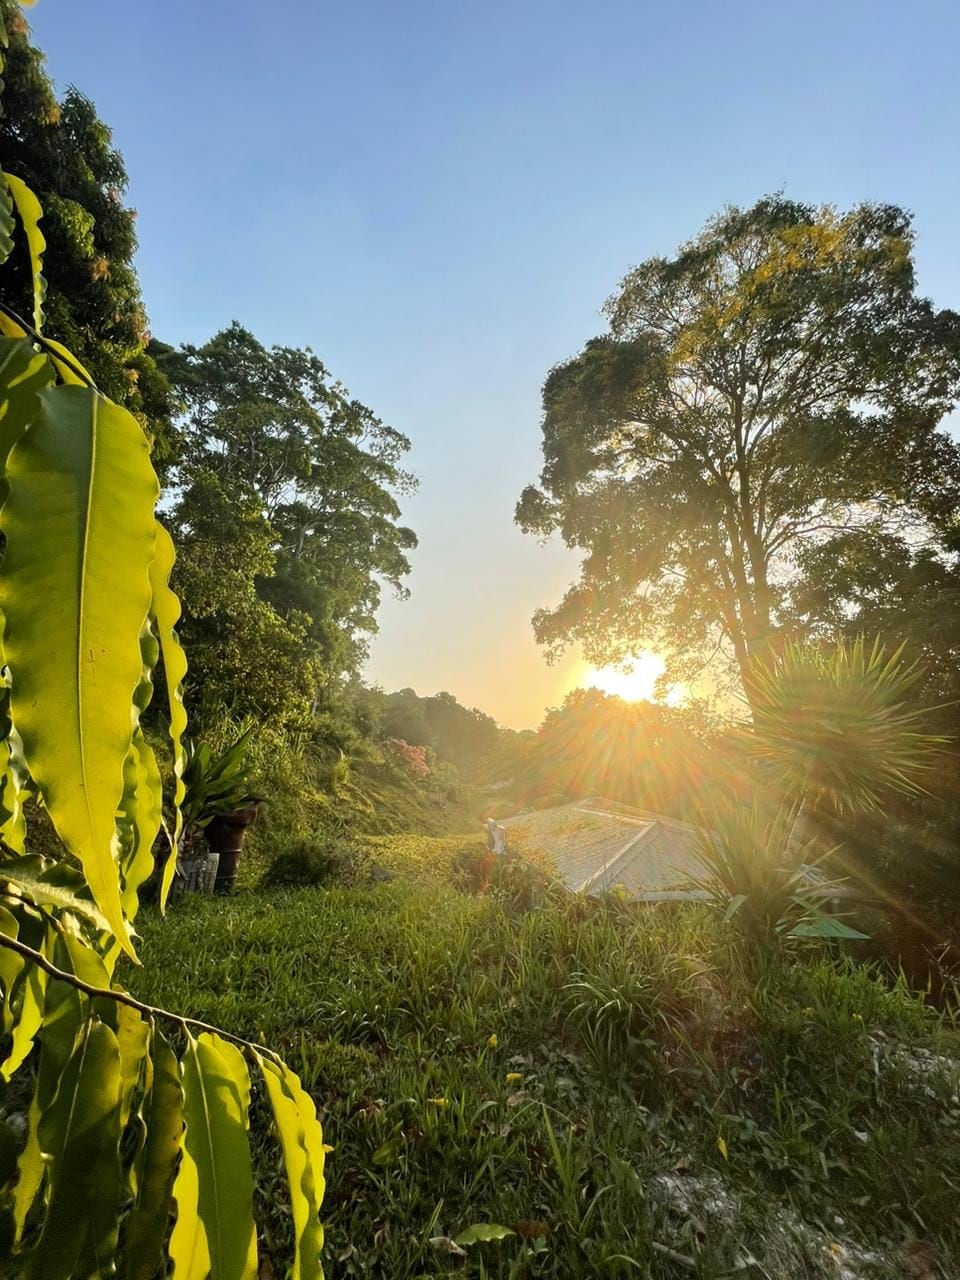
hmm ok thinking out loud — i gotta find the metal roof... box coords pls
[500,798,711,901]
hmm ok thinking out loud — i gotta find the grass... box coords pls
[128,837,960,1278]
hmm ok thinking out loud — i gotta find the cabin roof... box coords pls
[500,797,711,901]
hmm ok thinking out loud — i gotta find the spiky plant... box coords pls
[743,638,948,815]
[690,794,859,947]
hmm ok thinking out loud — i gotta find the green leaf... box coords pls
[3,173,46,332]
[115,1004,150,1131]
[789,915,870,940]
[0,337,53,493]
[258,1053,326,1280]
[0,906,22,1025]
[1,960,44,1082]
[11,1092,42,1245]
[180,1031,257,1279]
[25,1018,123,1280]
[0,385,162,957]
[0,176,13,268]
[455,1223,516,1247]
[122,1029,184,1280]
[0,854,112,931]
[41,335,94,388]
[723,893,748,923]
[169,1142,211,1280]
[0,677,31,855]
[149,522,189,909]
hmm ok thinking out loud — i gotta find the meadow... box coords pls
[129,837,960,1279]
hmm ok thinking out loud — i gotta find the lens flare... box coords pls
[583,653,666,703]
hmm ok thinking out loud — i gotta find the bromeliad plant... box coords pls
[180,727,259,834]
[0,40,326,1280]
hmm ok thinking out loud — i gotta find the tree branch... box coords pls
[0,932,282,1062]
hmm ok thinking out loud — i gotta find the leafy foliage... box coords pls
[130,872,960,1278]
[744,637,947,814]
[0,125,326,1278]
[517,196,960,697]
[156,323,417,731]
[180,727,258,832]
[0,0,175,462]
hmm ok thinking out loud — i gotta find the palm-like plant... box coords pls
[696,638,947,945]
[743,637,947,815]
[180,725,258,834]
[691,794,861,946]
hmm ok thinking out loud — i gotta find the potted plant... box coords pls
[179,727,261,894]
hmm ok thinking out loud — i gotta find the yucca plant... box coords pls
[697,637,948,946]
[743,637,947,816]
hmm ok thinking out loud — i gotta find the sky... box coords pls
[28,0,960,728]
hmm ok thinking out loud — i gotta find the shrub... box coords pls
[260,834,369,888]
[382,736,430,780]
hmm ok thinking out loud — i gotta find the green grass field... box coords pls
[128,838,960,1278]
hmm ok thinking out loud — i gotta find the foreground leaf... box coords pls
[150,522,189,908]
[3,173,46,331]
[169,1143,210,1280]
[181,1031,257,1279]
[26,1019,123,1280]
[0,337,53,494]
[123,1029,184,1280]
[258,1052,326,1280]
[0,385,161,956]
[0,174,13,266]
[0,854,111,931]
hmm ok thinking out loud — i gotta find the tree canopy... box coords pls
[517,196,960,698]
[156,323,417,728]
[0,0,174,461]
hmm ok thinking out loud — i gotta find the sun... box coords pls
[582,652,666,703]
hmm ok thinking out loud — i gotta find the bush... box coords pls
[260,834,369,888]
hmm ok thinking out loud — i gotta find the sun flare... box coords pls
[582,652,666,703]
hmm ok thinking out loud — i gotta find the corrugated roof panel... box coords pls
[502,799,707,899]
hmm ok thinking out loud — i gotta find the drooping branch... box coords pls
[0,931,282,1062]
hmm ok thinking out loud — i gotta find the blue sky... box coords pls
[29,0,960,727]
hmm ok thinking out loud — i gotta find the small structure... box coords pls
[500,797,710,902]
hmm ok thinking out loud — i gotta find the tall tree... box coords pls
[0,0,174,461]
[158,324,417,726]
[517,197,960,698]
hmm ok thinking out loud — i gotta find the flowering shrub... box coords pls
[383,736,431,780]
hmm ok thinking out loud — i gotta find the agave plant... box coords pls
[743,637,947,815]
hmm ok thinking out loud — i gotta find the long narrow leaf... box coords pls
[180,1031,257,1279]
[169,1143,211,1280]
[0,337,53,491]
[258,1053,326,1280]
[150,522,189,909]
[25,1019,123,1280]
[122,1028,184,1280]
[0,386,161,957]
[3,173,46,332]
[0,175,13,266]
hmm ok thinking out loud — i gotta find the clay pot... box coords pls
[206,804,260,894]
